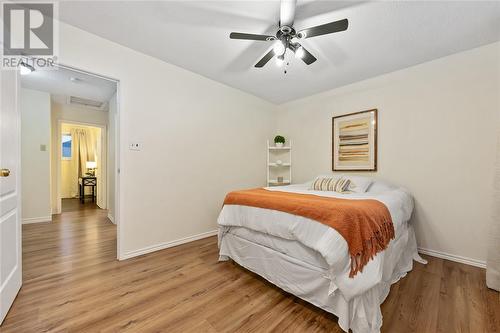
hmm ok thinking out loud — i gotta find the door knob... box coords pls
[1,169,10,177]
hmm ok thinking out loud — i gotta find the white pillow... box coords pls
[367,180,395,193]
[343,175,373,193]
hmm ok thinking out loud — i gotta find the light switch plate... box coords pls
[40,144,47,151]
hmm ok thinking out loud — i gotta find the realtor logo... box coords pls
[3,2,54,56]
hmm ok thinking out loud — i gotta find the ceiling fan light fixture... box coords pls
[229,0,347,69]
[273,40,286,55]
[295,46,305,59]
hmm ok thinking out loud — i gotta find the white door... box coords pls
[0,69,22,324]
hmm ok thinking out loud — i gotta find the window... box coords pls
[62,134,72,159]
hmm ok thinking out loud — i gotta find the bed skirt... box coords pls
[219,225,422,333]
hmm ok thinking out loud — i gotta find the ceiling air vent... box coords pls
[68,96,107,110]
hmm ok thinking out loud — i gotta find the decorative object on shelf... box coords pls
[86,161,97,176]
[332,109,377,171]
[274,135,285,147]
[267,140,292,186]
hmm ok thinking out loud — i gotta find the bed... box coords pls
[217,180,425,333]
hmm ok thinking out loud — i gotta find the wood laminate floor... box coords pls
[0,199,498,332]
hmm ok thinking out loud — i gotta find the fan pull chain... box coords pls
[284,61,290,74]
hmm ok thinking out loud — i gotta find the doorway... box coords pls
[58,122,105,211]
[19,64,120,252]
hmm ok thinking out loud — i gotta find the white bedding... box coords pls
[218,182,420,300]
[228,226,329,269]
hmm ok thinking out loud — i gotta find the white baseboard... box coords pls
[418,247,486,269]
[22,216,52,224]
[107,213,115,224]
[120,233,486,269]
[120,229,218,260]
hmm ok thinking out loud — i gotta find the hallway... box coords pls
[61,198,100,212]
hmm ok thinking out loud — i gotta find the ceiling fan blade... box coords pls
[280,0,297,27]
[297,18,348,39]
[255,49,276,68]
[230,32,275,41]
[300,46,317,65]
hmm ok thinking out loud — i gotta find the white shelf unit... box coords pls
[267,140,292,187]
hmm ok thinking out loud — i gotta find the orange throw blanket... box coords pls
[223,188,394,277]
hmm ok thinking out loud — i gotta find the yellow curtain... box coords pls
[70,128,96,197]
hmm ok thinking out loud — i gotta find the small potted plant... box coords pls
[274,135,285,148]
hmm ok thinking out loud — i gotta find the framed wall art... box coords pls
[332,109,377,171]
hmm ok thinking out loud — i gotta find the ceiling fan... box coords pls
[229,0,348,69]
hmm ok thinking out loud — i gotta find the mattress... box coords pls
[228,226,329,269]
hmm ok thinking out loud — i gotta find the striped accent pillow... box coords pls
[310,176,351,193]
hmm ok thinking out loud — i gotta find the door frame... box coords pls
[56,120,107,211]
[29,62,122,260]
[57,63,122,259]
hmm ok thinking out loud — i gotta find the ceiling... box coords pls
[58,1,500,104]
[21,66,117,109]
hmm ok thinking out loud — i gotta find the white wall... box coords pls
[20,88,51,223]
[107,92,117,223]
[276,42,500,263]
[50,102,108,213]
[56,22,276,258]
